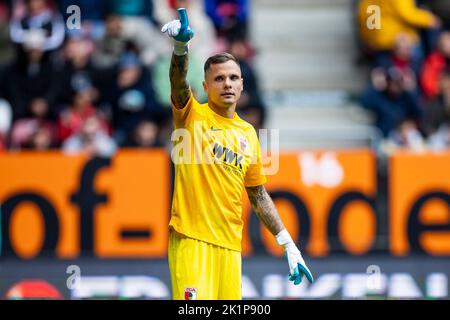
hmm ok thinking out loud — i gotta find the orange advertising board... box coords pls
[390,150,450,256]
[242,149,377,257]
[1,149,450,259]
[0,150,170,259]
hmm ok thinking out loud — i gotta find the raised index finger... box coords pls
[177,8,189,30]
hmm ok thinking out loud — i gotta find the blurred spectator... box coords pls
[0,2,14,66]
[422,72,450,137]
[106,0,169,67]
[376,33,422,77]
[120,16,170,67]
[0,98,12,150]
[155,0,217,63]
[63,114,116,157]
[361,66,424,138]
[357,0,440,62]
[238,105,266,132]
[9,97,58,150]
[10,0,65,53]
[0,0,267,153]
[226,38,266,130]
[386,119,427,151]
[91,13,125,69]
[3,29,59,120]
[109,52,164,146]
[9,118,57,150]
[152,0,214,108]
[124,118,163,148]
[92,12,169,69]
[57,34,94,98]
[204,0,249,41]
[57,79,109,143]
[56,33,112,108]
[229,38,263,108]
[428,124,450,149]
[152,50,207,107]
[420,31,450,99]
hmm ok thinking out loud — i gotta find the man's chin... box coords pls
[219,98,237,106]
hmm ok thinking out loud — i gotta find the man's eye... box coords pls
[215,76,224,81]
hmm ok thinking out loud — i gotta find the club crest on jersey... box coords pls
[184,287,197,300]
[239,137,248,152]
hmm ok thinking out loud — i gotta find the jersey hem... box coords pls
[169,224,242,252]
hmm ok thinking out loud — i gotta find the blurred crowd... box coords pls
[4,0,447,157]
[0,0,266,157]
[356,0,450,153]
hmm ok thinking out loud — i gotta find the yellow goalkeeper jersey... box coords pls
[169,92,266,251]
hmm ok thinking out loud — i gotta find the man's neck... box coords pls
[208,101,235,119]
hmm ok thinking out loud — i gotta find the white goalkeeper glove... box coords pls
[161,8,194,56]
[276,229,314,285]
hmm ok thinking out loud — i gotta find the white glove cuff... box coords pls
[275,229,293,247]
[174,40,189,56]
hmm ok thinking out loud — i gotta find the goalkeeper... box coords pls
[162,8,313,300]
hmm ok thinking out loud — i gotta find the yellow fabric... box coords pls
[170,91,266,252]
[358,0,435,51]
[168,229,242,300]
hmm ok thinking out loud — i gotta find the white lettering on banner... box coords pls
[343,274,369,298]
[298,274,341,298]
[262,274,284,298]
[284,275,310,298]
[343,273,387,298]
[426,273,448,298]
[71,276,119,299]
[119,276,170,298]
[68,273,449,299]
[242,275,259,298]
[70,276,169,299]
[389,273,423,298]
[299,152,344,187]
[264,272,447,299]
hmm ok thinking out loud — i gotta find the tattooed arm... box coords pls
[246,185,285,235]
[246,184,314,285]
[170,53,191,109]
[161,8,194,110]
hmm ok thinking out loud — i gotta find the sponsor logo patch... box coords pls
[184,287,197,300]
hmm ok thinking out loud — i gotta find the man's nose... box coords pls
[224,77,232,87]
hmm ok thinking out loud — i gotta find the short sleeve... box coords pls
[244,130,267,187]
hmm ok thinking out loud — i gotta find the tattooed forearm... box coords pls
[246,185,285,235]
[169,53,190,109]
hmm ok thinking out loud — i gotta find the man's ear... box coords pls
[241,78,244,92]
[203,80,207,93]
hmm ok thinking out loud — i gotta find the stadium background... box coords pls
[0,0,449,299]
